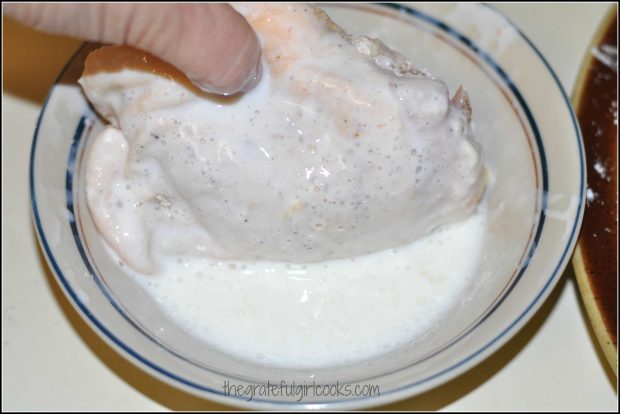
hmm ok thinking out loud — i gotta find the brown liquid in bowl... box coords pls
[575,15,617,347]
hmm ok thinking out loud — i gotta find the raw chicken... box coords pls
[80,3,485,272]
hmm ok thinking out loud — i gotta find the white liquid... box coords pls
[129,211,485,368]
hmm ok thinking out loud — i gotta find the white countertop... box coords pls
[2,3,617,411]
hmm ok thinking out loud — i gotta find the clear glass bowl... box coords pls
[30,3,585,409]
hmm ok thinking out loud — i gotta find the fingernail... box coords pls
[190,78,232,95]
[240,57,263,93]
[190,58,262,96]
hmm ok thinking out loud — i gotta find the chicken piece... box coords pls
[80,3,485,272]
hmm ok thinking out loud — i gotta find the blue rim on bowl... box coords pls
[30,3,585,409]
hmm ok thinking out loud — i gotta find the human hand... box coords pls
[4,3,262,95]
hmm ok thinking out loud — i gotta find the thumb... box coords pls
[4,3,262,95]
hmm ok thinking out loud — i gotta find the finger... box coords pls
[4,3,262,95]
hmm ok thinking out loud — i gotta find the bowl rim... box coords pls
[29,3,586,409]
